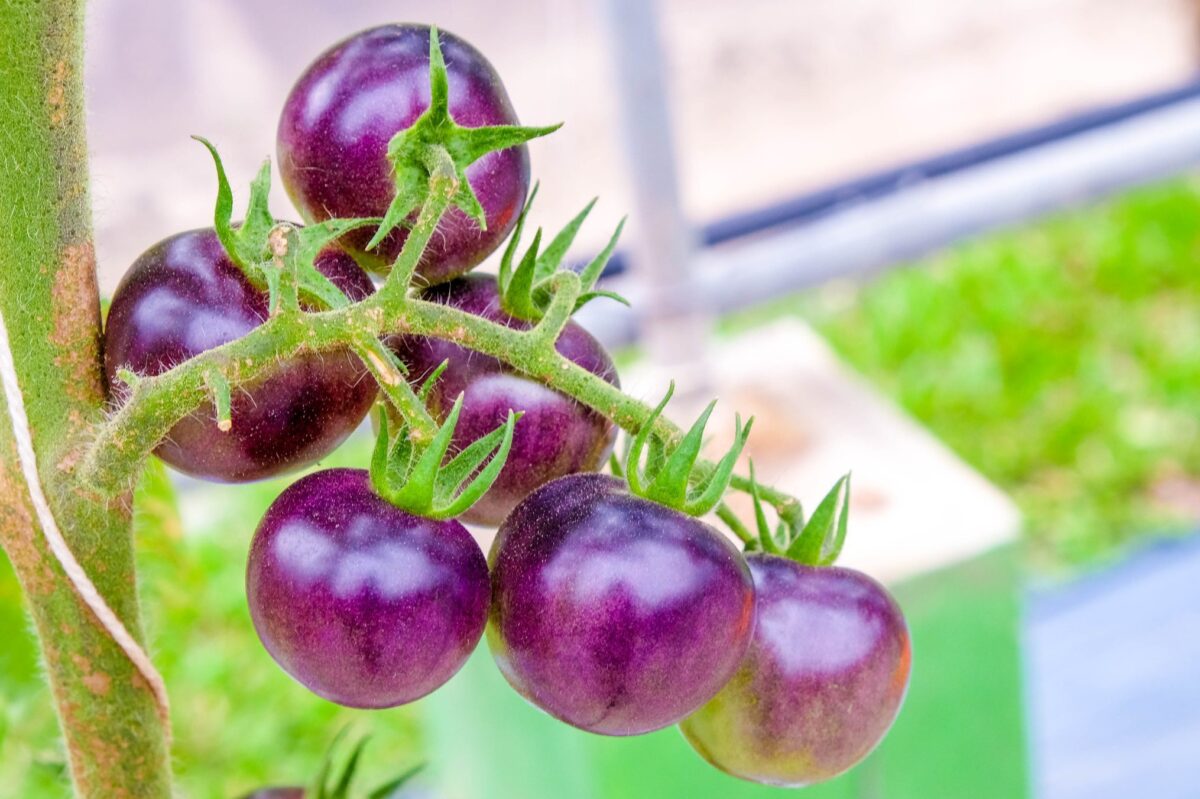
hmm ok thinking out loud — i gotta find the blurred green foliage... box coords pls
[725,178,1200,566]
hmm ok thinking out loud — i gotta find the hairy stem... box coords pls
[81,282,800,519]
[0,0,173,795]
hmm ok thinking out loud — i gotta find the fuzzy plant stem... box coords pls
[79,186,801,535]
[0,0,175,796]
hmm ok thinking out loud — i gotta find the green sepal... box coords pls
[193,136,273,273]
[195,136,379,312]
[292,217,385,309]
[498,183,538,294]
[786,473,851,566]
[370,393,521,520]
[535,197,596,282]
[367,27,560,254]
[743,461,799,555]
[573,216,627,311]
[503,227,544,320]
[499,195,628,321]
[625,383,754,517]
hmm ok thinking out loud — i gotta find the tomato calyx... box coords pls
[369,26,561,253]
[193,136,379,313]
[624,382,753,517]
[369,364,520,519]
[743,465,852,566]
[496,183,628,322]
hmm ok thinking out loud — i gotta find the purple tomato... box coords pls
[277,24,529,280]
[487,473,756,735]
[390,274,618,527]
[246,469,489,708]
[680,554,911,786]
[103,228,376,482]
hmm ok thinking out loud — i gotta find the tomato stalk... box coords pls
[0,0,174,795]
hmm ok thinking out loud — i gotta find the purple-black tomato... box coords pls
[389,274,618,527]
[103,228,376,482]
[277,24,529,280]
[487,473,756,735]
[680,554,911,786]
[246,468,490,708]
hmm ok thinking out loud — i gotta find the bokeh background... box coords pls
[3,0,1200,796]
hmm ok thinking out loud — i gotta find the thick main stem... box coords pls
[0,1,173,796]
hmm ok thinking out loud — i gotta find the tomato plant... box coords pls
[0,10,910,797]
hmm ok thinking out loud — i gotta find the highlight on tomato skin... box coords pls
[246,468,490,709]
[389,273,620,527]
[277,23,530,280]
[680,554,912,787]
[102,227,377,483]
[486,472,757,736]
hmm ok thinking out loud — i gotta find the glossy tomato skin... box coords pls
[104,229,376,482]
[680,554,911,787]
[277,24,529,280]
[103,228,376,482]
[247,469,489,709]
[390,274,618,527]
[487,473,756,735]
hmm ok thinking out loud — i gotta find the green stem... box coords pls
[349,334,439,444]
[0,0,173,795]
[80,282,801,519]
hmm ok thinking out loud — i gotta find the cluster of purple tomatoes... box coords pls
[103,24,911,789]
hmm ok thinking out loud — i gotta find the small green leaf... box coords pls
[574,289,631,313]
[578,216,626,294]
[240,159,276,256]
[503,227,544,320]
[787,474,850,566]
[293,217,383,309]
[819,472,852,566]
[192,135,236,259]
[437,410,519,518]
[498,183,538,293]
[681,414,754,517]
[534,197,596,282]
[392,393,465,512]
[625,382,674,497]
[746,462,784,555]
[646,400,716,508]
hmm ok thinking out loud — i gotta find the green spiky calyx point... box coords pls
[625,382,754,517]
[193,136,380,312]
[495,183,628,322]
[369,368,520,519]
[744,463,852,566]
[368,26,561,255]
